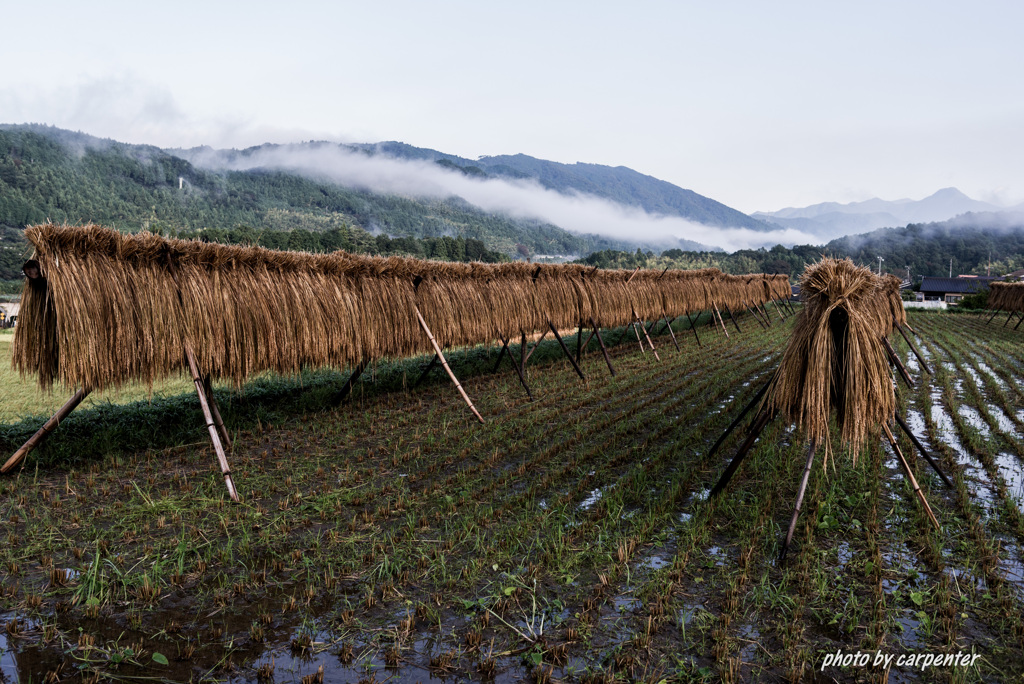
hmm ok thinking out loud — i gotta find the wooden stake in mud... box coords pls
[548,321,586,380]
[498,334,533,400]
[335,360,367,405]
[684,312,703,348]
[709,410,774,498]
[780,439,817,562]
[881,336,914,389]
[185,346,239,503]
[202,376,231,449]
[894,321,931,375]
[883,422,940,531]
[415,307,485,424]
[2,388,90,474]
[589,317,616,377]
[894,414,953,488]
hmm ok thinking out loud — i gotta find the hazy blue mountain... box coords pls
[755,188,1001,240]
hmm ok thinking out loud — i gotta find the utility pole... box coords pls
[877,256,884,276]
[949,258,952,278]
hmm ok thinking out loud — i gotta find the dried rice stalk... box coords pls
[989,281,1024,312]
[766,258,901,457]
[13,224,788,392]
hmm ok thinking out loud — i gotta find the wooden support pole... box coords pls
[894,414,953,488]
[523,329,549,366]
[579,328,597,359]
[589,317,616,377]
[1015,312,1024,331]
[685,312,703,348]
[882,336,914,389]
[756,302,772,326]
[772,298,788,321]
[883,422,940,531]
[520,332,528,378]
[1004,309,1016,327]
[2,389,90,474]
[185,346,238,502]
[709,411,774,498]
[780,439,817,562]
[415,307,484,423]
[414,353,441,388]
[745,302,768,329]
[492,339,511,373]
[713,304,729,338]
[894,321,931,375]
[630,321,647,354]
[202,377,231,449]
[635,314,661,360]
[499,334,533,400]
[724,305,741,334]
[985,308,1001,325]
[575,323,583,365]
[660,313,681,351]
[335,360,367,405]
[548,321,586,380]
[707,374,774,459]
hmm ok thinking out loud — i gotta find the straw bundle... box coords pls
[989,281,1024,312]
[766,258,899,454]
[14,224,785,393]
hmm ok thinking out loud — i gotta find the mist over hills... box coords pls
[755,188,1002,241]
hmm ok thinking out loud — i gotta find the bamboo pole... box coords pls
[883,422,940,531]
[713,304,729,338]
[630,321,646,354]
[894,322,931,375]
[780,439,817,562]
[415,307,484,424]
[709,411,774,498]
[635,315,661,360]
[589,317,616,377]
[2,389,90,474]
[660,312,681,351]
[185,346,238,502]
[548,321,586,380]
[894,414,952,488]
[499,334,533,400]
[202,376,231,449]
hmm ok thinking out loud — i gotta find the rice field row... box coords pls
[1,309,1023,682]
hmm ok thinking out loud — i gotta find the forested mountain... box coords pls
[578,214,1024,283]
[0,125,641,279]
[350,142,771,231]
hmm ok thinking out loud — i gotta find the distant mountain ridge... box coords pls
[755,188,1001,240]
[346,141,771,231]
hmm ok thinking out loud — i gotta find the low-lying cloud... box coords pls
[184,144,819,252]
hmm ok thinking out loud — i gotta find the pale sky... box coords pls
[2,0,1022,214]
